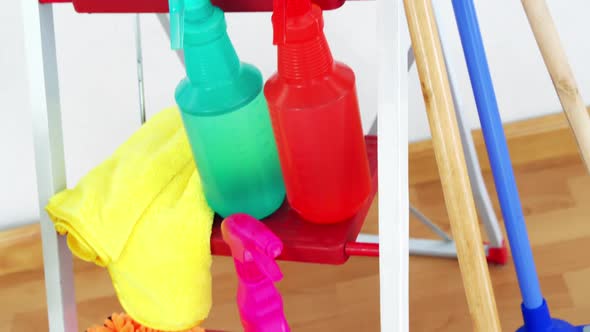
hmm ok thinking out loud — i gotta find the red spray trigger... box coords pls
[272,0,286,44]
[272,0,314,44]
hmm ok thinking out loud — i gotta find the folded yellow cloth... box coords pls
[46,106,214,331]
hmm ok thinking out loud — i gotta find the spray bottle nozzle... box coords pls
[271,0,285,45]
[272,0,323,45]
[222,214,290,332]
[221,214,284,282]
[169,0,215,50]
[169,0,185,49]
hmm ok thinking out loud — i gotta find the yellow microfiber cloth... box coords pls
[46,106,214,331]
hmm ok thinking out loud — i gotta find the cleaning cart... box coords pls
[21,0,529,330]
[21,1,390,330]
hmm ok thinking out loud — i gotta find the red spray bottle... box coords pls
[264,0,371,224]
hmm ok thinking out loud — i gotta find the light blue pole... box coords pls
[450,0,543,310]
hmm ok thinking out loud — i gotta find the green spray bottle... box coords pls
[169,0,285,219]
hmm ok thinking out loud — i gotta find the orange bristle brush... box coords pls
[86,313,205,332]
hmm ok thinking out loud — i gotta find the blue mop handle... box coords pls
[450,0,543,310]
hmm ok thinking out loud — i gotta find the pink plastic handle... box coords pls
[222,214,284,281]
[245,248,283,282]
[221,213,290,332]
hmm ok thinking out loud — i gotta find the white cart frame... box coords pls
[20,0,503,330]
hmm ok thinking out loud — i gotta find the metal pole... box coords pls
[135,14,147,124]
[409,205,452,242]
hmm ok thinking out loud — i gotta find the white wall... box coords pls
[1,0,589,229]
[412,0,590,141]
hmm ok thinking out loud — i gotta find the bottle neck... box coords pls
[277,33,334,81]
[184,33,240,85]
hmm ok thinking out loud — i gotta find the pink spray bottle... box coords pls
[221,213,290,332]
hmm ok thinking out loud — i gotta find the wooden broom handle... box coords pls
[522,0,590,174]
[403,0,501,330]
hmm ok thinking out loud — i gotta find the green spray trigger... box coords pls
[169,0,184,49]
[169,0,216,49]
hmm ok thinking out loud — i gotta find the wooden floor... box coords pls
[2,112,590,331]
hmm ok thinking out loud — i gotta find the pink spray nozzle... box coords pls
[221,213,284,282]
[222,214,290,332]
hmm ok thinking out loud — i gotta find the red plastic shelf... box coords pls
[39,0,346,13]
[210,135,378,265]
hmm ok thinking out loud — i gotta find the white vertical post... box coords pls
[20,2,78,331]
[377,0,409,330]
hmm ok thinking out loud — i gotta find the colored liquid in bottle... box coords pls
[174,5,286,219]
[265,20,371,223]
[181,90,285,219]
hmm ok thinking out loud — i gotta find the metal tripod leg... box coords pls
[409,205,451,241]
[135,14,146,125]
